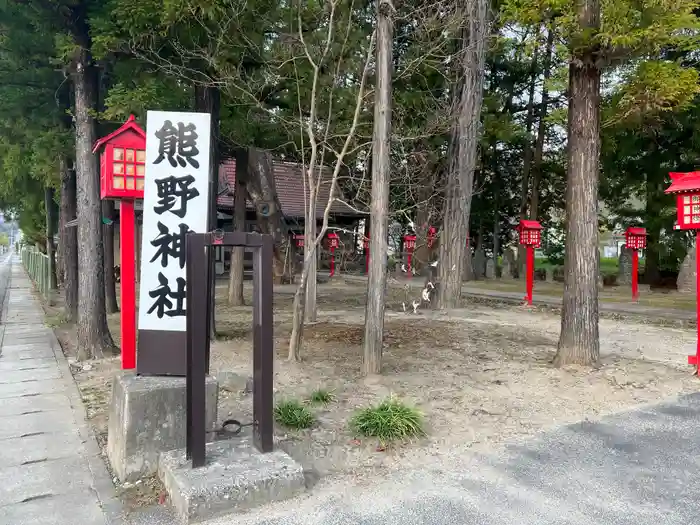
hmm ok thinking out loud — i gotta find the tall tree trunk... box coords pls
[60,159,78,323]
[363,0,393,375]
[56,198,65,287]
[228,149,248,305]
[436,0,489,308]
[44,187,57,296]
[492,169,500,263]
[242,148,292,284]
[517,41,539,275]
[194,85,221,340]
[413,176,435,272]
[304,215,317,323]
[529,29,555,221]
[554,5,601,367]
[102,200,118,313]
[643,177,663,285]
[73,46,115,360]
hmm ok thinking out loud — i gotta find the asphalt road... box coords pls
[197,392,700,525]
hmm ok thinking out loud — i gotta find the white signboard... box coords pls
[138,111,211,332]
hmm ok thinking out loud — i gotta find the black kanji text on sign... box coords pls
[154,120,200,168]
[147,272,187,318]
[153,174,200,218]
[150,221,191,269]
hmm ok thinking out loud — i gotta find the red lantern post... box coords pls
[427,226,436,249]
[624,227,647,301]
[517,220,543,306]
[666,171,700,371]
[92,115,146,370]
[403,234,416,278]
[327,233,339,277]
[364,234,370,274]
[293,233,304,248]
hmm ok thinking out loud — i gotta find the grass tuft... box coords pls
[308,388,335,405]
[274,399,315,429]
[350,397,425,443]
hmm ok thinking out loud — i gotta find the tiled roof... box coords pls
[216,158,361,219]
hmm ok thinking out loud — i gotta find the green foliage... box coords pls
[607,61,700,126]
[350,398,425,443]
[274,400,315,429]
[308,388,335,405]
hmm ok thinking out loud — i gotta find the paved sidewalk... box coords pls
[0,254,110,524]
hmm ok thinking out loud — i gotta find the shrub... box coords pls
[350,397,425,443]
[308,388,335,405]
[274,400,315,429]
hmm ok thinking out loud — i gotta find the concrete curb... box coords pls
[17,260,125,524]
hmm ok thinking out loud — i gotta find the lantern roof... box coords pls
[518,219,543,230]
[92,115,146,154]
[327,232,339,237]
[625,226,646,236]
[665,171,700,194]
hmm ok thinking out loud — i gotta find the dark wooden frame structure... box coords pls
[185,231,274,468]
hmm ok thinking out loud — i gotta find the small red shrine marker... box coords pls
[625,226,646,301]
[327,233,339,277]
[403,233,416,278]
[293,234,304,248]
[518,220,543,306]
[666,171,700,371]
[93,115,146,371]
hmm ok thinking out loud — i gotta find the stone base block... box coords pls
[107,372,219,483]
[159,439,305,524]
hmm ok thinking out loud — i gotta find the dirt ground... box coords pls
[49,279,700,505]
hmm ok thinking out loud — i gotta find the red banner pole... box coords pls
[526,245,534,305]
[120,199,136,370]
[632,250,639,300]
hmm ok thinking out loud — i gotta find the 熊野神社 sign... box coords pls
[137,110,211,376]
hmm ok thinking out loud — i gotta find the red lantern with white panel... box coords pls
[403,234,417,278]
[518,220,543,248]
[667,171,700,230]
[327,233,339,277]
[624,226,646,301]
[517,219,543,306]
[95,115,146,200]
[92,115,146,372]
[293,234,304,248]
[625,227,647,250]
[666,172,700,371]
